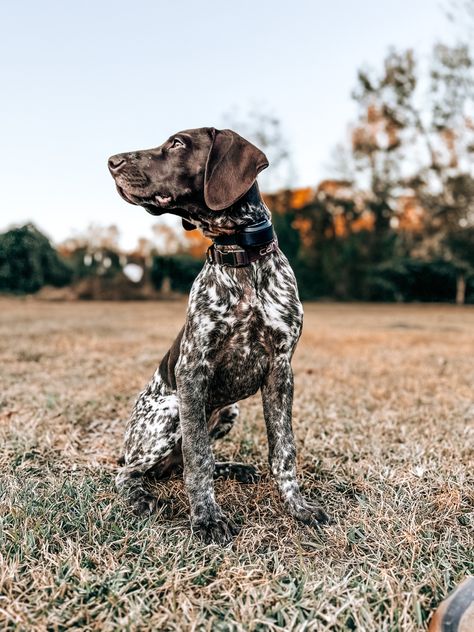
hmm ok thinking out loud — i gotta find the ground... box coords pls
[0,298,473,631]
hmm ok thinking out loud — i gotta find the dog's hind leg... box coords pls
[208,403,240,441]
[208,404,260,483]
[213,462,260,483]
[116,459,162,516]
[116,370,181,516]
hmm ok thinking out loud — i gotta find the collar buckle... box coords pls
[207,239,278,268]
[207,245,250,267]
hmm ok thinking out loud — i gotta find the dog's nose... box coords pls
[108,154,127,174]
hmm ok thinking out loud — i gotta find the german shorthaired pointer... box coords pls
[108,128,328,544]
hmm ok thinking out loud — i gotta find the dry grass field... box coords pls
[0,298,473,631]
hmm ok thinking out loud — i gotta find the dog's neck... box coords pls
[182,183,271,239]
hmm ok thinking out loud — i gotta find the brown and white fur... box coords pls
[108,127,329,544]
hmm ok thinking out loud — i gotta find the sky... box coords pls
[0,0,454,249]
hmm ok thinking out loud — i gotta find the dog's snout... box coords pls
[108,154,127,174]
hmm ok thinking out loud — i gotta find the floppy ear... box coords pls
[204,128,269,211]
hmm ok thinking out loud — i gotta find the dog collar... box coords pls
[213,218,274,247]
[207,219,278,267]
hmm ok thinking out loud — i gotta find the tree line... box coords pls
[1,35,473,303]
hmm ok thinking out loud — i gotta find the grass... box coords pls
[0,298,473,631]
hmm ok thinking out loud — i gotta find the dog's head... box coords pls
[108,128,268,221]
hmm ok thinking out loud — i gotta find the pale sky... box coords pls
[0,0,453,249]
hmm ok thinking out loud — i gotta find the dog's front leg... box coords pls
[262,356,329,527]
[176,365,239,545]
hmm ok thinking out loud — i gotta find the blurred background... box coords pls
[1,0,473,303]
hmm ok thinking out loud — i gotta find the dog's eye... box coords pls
[170,138,185,150]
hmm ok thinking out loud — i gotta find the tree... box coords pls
[223,107,293,192]
[445,0,474,39]
[350,49,419,243]
[408,43,474,302]
[0,224,72,293]
[151,254,202,294]
[444,227,474,302]
[337,43,474,302]
[59,224,123,280]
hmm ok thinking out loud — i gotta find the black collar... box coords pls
[213,218,275,248]
[207,218,278,267]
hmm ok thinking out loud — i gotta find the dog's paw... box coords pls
[286,497,330,528]
[214,462,261,484]
[192,512,240,545]
[232,464,260,484]
[129,492,158,517]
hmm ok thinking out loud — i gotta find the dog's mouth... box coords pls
[154,194,172,206]
[116,185,173,215]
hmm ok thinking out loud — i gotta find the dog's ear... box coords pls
[204,128,269,211]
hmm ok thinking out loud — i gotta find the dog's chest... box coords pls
[186,256,303,407]
[194,263,302,345]
[205,295,270,406]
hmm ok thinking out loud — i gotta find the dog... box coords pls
[108,127,328,544]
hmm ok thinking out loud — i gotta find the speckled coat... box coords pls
[109,128,328,544]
